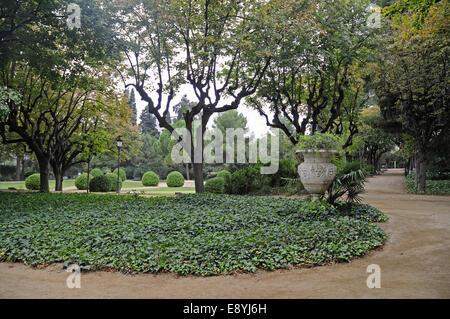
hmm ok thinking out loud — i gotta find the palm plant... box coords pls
[326,160,368,204]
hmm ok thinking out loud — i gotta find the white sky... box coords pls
[134,88,270,138]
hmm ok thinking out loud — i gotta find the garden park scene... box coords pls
[0,0,449,301]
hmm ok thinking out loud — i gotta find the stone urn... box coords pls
[296,149,338,201]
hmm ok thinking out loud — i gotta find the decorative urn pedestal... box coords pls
[296,149,338,201]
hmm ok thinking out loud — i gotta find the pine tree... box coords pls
[128,88,137,126]
[173,95,196,122]
[139,106,160,137]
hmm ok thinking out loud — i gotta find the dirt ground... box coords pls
[0,169,449,299]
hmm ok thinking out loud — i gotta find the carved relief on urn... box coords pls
[296,150,338,201]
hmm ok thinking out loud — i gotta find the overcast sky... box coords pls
[134,88,270,138]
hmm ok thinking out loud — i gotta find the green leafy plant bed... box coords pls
[0,192,387,276]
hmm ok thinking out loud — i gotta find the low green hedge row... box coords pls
[405,174,450,195]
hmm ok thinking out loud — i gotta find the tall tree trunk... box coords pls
[52,164,64,191]
[37,156,50,193]
[185,163,190,180]
[405,158,410,176]
[54,172,63,191]
[193,163,204,193]
[15,157,21,181]
[186,121,204,193]
[87,159,91,193]
[20,156,25,180]
[415,150,427,192]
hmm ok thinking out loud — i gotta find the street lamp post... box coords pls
[116,136,123,194]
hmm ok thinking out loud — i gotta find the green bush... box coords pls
[205,177,225,194]
[269,159,297,187]
[166,171,184,187]
[231,170,248,195]
[89,175,111,192]
[25,174,40,190]
[113,168,127,182]
[106,173,122,191]
[90,168,104,178]
[142,171,160,186]
[217,170,232,194]
[75,173,91,190]
[101,167,111,174]
[406,174,450,195]
[231,165,270,195]
[297,132,340,150]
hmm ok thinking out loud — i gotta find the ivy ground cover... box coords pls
[0,192,387,276]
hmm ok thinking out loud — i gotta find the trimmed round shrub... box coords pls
[75,173,90,190]
[90,168,104,178]
[25,174,40,190]
[142,171,159,186]
[166,171,184,187]
[113,168,126,182]
[106,173,122,191]
[205,177,225,194]
[217,170,232,194]
[89,175,111,192]
[101,167,111,174]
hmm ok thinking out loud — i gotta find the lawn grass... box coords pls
[0,180,76,190]
[0,180,192,192]
[121,180,145,188]
[124,187,195,192]
[0,192,387,276]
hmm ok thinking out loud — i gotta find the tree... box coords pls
[133,133,169,178]
[115,0,274,192]
[213,110,248,135]
[139,107,160,137]
[1,0,118,72]
[212,110,249,166]
[0,59,139,192]
[0,0,120,191]
[173,95,196,122]
[359,106,395,171]
[126,88,138,126]
[375,1,449,191]
[249,0,378,148]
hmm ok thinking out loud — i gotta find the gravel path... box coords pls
[0,169,449,298]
